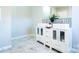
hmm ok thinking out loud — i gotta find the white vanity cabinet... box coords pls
[36,23,46,44]
[36,27,44,43]
[36,23,53,46]
[58,29,71,52]
[51,24,72,52]
[36,23,71,53]
[52,28,71,52]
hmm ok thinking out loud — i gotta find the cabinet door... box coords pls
[38,28,45,43]
[59,30,68,52]
[36,27,40,41]
[52,29,59,49]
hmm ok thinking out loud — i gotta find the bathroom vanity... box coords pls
[36,23,72,53]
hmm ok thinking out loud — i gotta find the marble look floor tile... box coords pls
[2,37,57,53]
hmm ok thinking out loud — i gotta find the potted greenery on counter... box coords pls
[49,14,59,23]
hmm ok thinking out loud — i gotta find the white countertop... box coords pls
[37,23,70,29]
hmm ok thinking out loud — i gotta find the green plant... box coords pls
[49,14,59,23]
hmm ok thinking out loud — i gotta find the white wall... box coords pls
[43,6,50,20]
[72,6,79,52]
[12,6,33,38]
[12,6,32,18]
[0,7,12,51]
[56,7,69,18]
[11,6,43,38]
[50,7,56,16]
[51,6,72,18]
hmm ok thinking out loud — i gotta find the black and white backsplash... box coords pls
[42,18,72,27]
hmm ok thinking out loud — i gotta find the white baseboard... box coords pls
[12,35,27,40]
[12,34,35,40]
[0,45,12,51]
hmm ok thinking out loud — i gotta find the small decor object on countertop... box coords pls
[45,24,53,29]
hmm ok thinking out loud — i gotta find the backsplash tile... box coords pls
[54,18,71,27]
[42,18,72,27]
